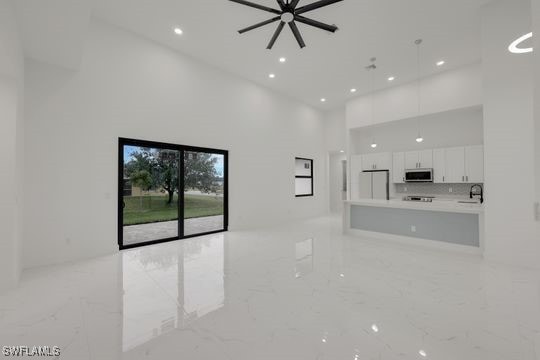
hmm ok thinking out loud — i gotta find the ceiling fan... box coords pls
[229,0,344,49]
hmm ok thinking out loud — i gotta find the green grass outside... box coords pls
[123,194,224,226]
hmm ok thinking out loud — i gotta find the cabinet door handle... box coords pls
[443,176,445,182]
[466,175,469,182]
[462,176,465,182]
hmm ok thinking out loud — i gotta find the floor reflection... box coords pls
[295,238,313,278]
[122,234,225,352]
[2,217,540,360]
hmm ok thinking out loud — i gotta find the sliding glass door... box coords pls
[118,139,228,249]
[183,150,227,237]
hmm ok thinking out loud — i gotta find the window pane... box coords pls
[122,145,179,246]
[295,158,312,176]
[295,178,312,196]
[184,151,225,236]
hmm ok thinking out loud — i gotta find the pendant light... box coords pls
[366,57,378,149]
[414,39,424,143]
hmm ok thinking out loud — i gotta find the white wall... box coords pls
[324,108,347,153]
[328,153,346,213]
[534,0,540,228]
[23,19,327,268]
[346,63,483,129]
[0,0,24,290]
[350,107,483,154]
[481,0,538,268]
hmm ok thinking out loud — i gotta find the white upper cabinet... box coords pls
[361,154,373,171]
[404,152,419,170]
[445,147,466,183]
[392,152,405,183]
[405,150,433,169]
[418,150,433,168]
[391,146,483,184]
[433,148,446,183]
[362,152,391,171]
[375,152,391,171]
[465,145,484,183]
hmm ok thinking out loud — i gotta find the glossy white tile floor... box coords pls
[1,216,540,360]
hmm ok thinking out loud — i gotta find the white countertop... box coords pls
[345,198,484,214]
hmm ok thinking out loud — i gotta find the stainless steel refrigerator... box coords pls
[358,170,390,200]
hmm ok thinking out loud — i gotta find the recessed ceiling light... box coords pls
[174,27,183,35]
[279,57,287,63]
[416,136,424,143]
[436,60,445,66]
[509,32,533,54]
[388,76,395,81]
[269,73,276,79]
[320,98,326,102]
[419,350,427,357]
[371,143,378,148]
[350,88,357,93]
[340,150,345,153]
[371,324,379,333]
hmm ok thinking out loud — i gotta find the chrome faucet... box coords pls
[470,184,484,204]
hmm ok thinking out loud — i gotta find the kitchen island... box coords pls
[344,198,484,254]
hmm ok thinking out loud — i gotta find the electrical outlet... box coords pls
[449,187,453,193]
[411,225,416,233]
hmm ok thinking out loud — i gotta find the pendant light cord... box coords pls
[415,39,422,137]
[370,66,374,124]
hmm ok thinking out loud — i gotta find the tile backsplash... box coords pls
[395,183,482,198]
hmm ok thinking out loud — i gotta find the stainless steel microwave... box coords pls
[405,168,434,183]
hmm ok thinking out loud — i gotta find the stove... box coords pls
[402,196,435,202]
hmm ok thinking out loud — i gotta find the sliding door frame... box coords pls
[118,137,229,250]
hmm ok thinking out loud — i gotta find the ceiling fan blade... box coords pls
[288,21,306,48]
[295,0,344,15]
[229,0,282,14]
[267,21,286,49]
[239,16,281,34]
[294,15,338,32]
[276,0,286,10]
[290,0,301,8]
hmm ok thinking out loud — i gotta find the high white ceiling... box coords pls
[18,0,494,109]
